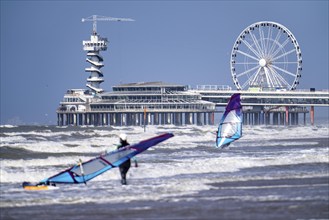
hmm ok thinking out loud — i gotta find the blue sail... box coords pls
[216,94,243,148]
[39,133,174,185]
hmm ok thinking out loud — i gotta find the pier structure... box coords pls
[57,82,216,126]
[57,18,329,127]
[195,87,329,126]
[57,84,329,127]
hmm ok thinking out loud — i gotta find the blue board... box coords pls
[216,94,243,148]
[35,133,174,185]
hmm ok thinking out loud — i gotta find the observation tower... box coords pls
[82,15,134,93]
[82,34,107,93]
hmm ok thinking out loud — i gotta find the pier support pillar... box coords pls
[254,113,259,125]
[134,113,139,126]
[109,113,113,125]
[160,113,165,125]
[185,113,193,125]
[259,112,263,125]
[103,113,106,126]
[58,114,63,126]
[243,112,248,125]
[165,113,171,124]
[310,106,314,126]
[154,113,159,125]
[202,112,208,125]
[173,113,182,125]
[85,113,89,125]
[285,107,289,126]
[147,113,151,125]
[81,114,85,126]
[122,113,127,126]
[279,113,284,125]
[66,114,69,125]
[265,113,270,125]
[291,113,295,125]
[90,114,94,126]
[294,113,298,125]
[115,113,121,126]
[196,113,203,125]
[208,112,214,125]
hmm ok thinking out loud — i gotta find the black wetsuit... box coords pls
[117,140,131,185]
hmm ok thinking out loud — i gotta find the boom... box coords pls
[82,15,134,34]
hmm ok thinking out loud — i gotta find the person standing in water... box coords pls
[117,134,131,185]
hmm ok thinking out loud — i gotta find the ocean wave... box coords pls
[0,125,18,128]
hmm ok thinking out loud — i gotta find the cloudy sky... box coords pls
[1,1,328,125]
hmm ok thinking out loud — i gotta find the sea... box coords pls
[0,123,328,220]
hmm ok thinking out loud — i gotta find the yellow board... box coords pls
[23,185,57,191]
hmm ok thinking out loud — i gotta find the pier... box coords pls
[57,83,329,127]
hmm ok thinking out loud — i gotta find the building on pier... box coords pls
[57,82,216,126]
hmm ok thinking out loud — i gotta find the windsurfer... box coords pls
[117,134,131,185]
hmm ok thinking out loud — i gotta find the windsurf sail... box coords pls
[37,133,174,185]
[216,93,242,148]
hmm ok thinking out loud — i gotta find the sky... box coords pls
[1,0,328,125]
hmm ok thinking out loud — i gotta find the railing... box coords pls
[196,90,329,107]
[195,85,232,90]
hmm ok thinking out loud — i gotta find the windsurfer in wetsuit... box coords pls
[117,134,131,185]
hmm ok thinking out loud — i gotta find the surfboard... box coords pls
[22,133,174,189]
[22,182,58,191]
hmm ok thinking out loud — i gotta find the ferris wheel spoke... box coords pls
[248,67,262,87]
[268,31,282,57]
[236,65,260,77]
[272,61,299,64]
[265,26,273,55]
[268,66,291,87]
[259,27,266,55]
[273,68,286,86]
[271,64,296,77]
[241,70,258,89]
[234,62,259,65]
[263,67,274,87]
[271,38,291,59]
[266,66,282,87]
[276,72,291,88]
[271,48,296,62]
[240,39,262,58]
[236,50,259,61]
[250,31,264,57]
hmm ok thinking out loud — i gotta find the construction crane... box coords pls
[82,15,134,34]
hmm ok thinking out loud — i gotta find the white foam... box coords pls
[1,124,328,208]
[0,125,18,128]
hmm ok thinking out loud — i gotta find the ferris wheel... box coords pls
[230,21,302,91]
